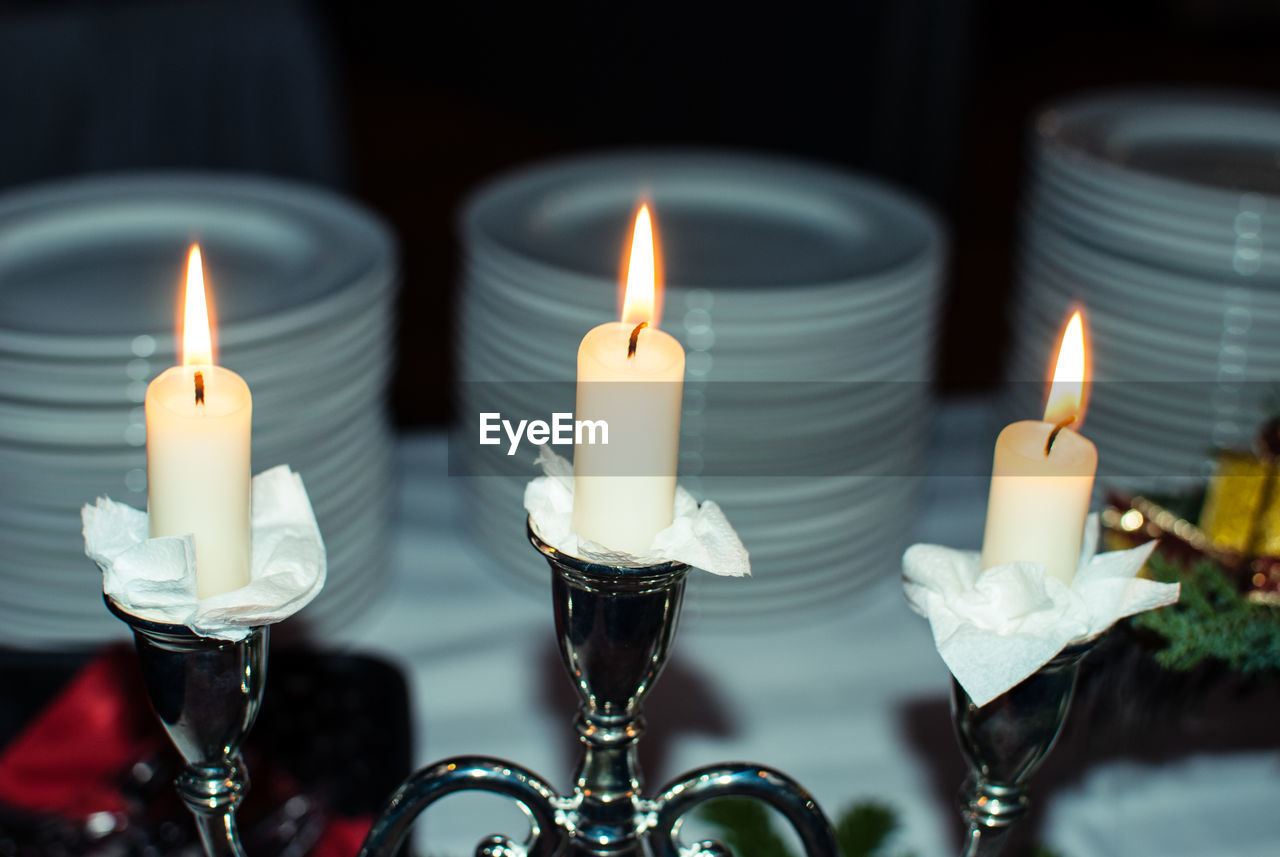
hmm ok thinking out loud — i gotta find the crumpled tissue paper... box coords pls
[82,465,325,641]
[524,447,750,577]
[903,515,1179,707]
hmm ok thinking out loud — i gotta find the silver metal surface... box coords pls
[531,524,840,857]
[951,635,1102,857]
[105,595,267,857]
[541,525,688,856]
[355,756,562,857]
[344,525,839,857]
[650,763,840,857]
[100,519,856,857]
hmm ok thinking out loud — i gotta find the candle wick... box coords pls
[627,322,648,359]
[194,370,205,406]
[1044,415,1075,456]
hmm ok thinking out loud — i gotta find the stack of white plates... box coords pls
[1009,90,1280,492]
[0,173,398,648]
[456,151,946,622]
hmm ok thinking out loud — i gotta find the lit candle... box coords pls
[572,204,685,554]
[980,310,1096,585]
[145,246,252,598]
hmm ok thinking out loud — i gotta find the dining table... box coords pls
[315,394,1279,857]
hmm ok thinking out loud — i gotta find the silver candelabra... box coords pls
[952,637,1100,857]
[104,520,1100,857]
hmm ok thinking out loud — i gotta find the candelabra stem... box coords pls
[533,523,840,857]
[545,530,685,855]
[952,636,1101,857]
[105,596,266,857]
[569,712,648,856]
[956,791,1014,857]
[181,767,249,857]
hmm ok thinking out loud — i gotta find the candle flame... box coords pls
[182,245,214,367]
[1043,308,1089,427]
[621,203,663,327]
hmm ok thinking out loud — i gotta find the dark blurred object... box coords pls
[0,645,409,856]
[320,0,976,426]
[0,652,91,759]
[0,0,345,190]
[322,0,1280,423]
[8,0,1280,428]
[253,649,409,818]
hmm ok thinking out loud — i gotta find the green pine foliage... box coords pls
[833,802,910,857]
[694,799,1068,857]
[692,799,1071,857]
[432,799,1065,856]
[695,797,795,857]
[694,798,914,857]
[1132,553,1280,673]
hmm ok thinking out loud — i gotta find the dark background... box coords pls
[3,0,1279,425]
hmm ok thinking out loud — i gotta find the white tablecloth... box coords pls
[327,398,1280,856]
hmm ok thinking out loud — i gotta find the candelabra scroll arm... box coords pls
[354,756,564,857]
[952,634,1103,857]
[648,763,841,857]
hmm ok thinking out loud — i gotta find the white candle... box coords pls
[980,310,1096,585]
[573,205,685,554]
[146,246,252,598]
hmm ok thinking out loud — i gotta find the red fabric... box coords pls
[0,647,160,816]
[312,815,375,857]
[0,645,373,855]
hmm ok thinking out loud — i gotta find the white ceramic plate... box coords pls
[1021,223,1280,323]
[462,150,943,297]
[0,172,396,358]
[1036,89,1280,210]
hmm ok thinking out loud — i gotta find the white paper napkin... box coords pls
[82,465,325,640]
[523,447,750,576]
[902,515,1180,706]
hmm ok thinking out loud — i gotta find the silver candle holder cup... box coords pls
[104,596,267,857]
[105,523,840,857]
[105,523,1102,857]
[952,635,1101,857]
[530,524,839,857]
